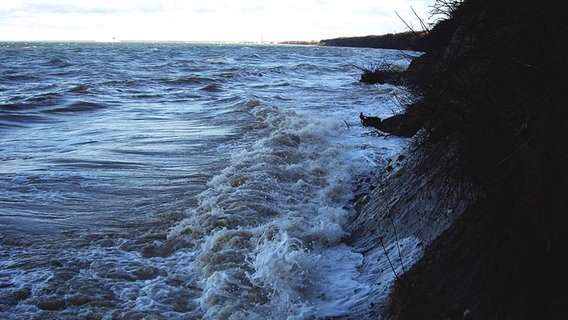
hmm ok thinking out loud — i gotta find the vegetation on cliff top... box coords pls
[383,0,568,319]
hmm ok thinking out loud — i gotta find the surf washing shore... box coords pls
[0,41,427,319]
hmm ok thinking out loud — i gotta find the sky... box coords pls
[0,0,435,42]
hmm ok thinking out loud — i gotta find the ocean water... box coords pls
[0,42,420,319]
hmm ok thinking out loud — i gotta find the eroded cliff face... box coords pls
[350,0,568,318]
[347,136,479,317]
[349,139,476,251]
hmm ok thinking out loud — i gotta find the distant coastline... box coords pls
[277,31,427,51]
[1,35,423,50]
[318,31,426,51]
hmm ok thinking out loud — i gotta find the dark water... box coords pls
[0,42,419,319]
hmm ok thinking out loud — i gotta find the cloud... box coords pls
[0,0,435,41]
[1,0,170,15]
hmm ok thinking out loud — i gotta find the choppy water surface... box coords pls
[0,42,419,319]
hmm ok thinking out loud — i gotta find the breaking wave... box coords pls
[169,99,372,318]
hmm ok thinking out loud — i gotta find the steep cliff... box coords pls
[351,0,568,318]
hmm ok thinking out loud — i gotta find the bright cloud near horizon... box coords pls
[0,0,435,42]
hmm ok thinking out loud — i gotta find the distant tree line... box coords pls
[319,32,427,51]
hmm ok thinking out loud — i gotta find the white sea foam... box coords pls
[355,236,424,313]
[167,97,410,318]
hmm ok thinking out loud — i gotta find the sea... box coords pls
[0,42,421,319]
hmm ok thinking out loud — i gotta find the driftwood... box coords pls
[359,112,419,137]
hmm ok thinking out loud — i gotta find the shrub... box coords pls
[358,62,404,85]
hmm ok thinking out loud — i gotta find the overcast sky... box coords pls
[0,0,435,42]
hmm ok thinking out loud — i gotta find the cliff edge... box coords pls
[350,0,568,319]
